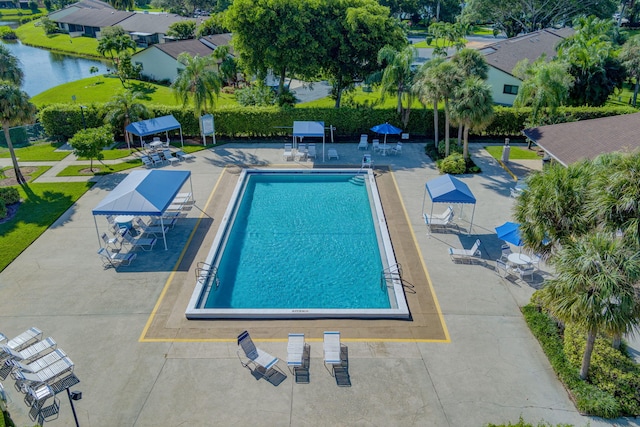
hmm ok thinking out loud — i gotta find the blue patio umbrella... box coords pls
[370,122,402,147]
[495,221,523,246]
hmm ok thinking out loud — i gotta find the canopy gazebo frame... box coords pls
[125,115,184,150]
[292,121,326,161]
[422,174,476,235]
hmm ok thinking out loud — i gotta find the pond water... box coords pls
[1,39,110,97]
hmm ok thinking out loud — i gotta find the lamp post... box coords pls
[67,389,82,427]
[79,105,87,130]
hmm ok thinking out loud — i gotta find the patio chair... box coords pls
[361,154,373,169]
[11,349,67,379]
[122,231,157,251]
[237,331,287,385]
[323,331,342,373]
[0,337,57,379]
[495,259,515,278]
[372,139,380,153]
[327,148,339,160]
[283,144,293,161]
[134,217,169,238]
[358,135,368,150]
[517,264,535,280]
[295,144,307,161]
[448,239,482,263]
[14,357,74,392]
[150,152,165,166]
[101,232,121,249]
[97,247,137,269]
[307,144,316,159]
[424,208,455,233]
[287,333,305,372]
[499,244,512,262]
[390,142,403,155]
[176,150,195,162]
[0,328,42,355]
[140,156,155,169]
[162,149,179,166]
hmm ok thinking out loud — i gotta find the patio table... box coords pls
[508,253,532,266]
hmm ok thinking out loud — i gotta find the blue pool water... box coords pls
[203,173,389,309]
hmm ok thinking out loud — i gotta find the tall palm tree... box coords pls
[104,90,149,149]
[0,45,23,85]
[0,83,36,185]
[540,232,640,380]
[171,53,222,119]
[450,77,493,160]
[413,57,444,149]
[451,48,489,145]
[377,45,417,128]
[430,60,463,156]
[514,161,595,258]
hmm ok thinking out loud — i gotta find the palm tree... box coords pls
[0,45,23,85]
[0,83,36,185]
[619,36,640,106]
[430,60,463,156]
[513,161,595,259]
[104,90,149,149]
[413,57,444,149]
[451,48,489,145]
[377,45,417,128]
[450,77,493,160]
[171,53,222,119]
[540,232,640,380]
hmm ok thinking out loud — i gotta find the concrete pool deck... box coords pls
[0,142,638,427]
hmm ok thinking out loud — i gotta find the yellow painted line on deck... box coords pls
[139,167,229,343]
[388,167,450,343]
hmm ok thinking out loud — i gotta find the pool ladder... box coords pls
[196,261,220,291]
[380,263,402,290]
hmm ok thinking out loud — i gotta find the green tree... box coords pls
[104,90,149,149]
[513,58,573,127]
[107,0,134,10]
[225,0,323,95]
[0,83,36,185]
[322,0,405,108]
[0,44,23,85]
[97,33,137,75]
[166,20,196,40]
[171,52,221,118]
[619,36,640,107]
[460,0,618,38]
[539,232,640,380]
[69,125,112,171]
[413,57,444,149]
[196,14,228,37]
[427,60,463,156]
[426,21,467,57]
[450,77,493,160]
[115,52,142,87]
[377,44,417,127]
[451,48,488,145]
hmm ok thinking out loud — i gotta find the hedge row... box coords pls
[0,187,19,220]
[522,304,635,418]
[38,103,638,141]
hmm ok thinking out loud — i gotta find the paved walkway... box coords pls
[1,142,638,427]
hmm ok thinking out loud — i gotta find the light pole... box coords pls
[67,389,82,427]
[79,105,87,130]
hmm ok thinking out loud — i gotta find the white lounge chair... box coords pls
[101,232,120,249]
[495,259,514,277]
[358,135,368,150]
[390,142,403,155]
[162,149,179,166]
[283,144,293,161]
[307,144,316,159]
[11,349,67,378]
[448,239,482,263]
[424,208,455,232]
[97,247,137,268]
[372,139,380,153]
[295,144,307,161]
[140,156,155,169]
[323,331,341,370]
[14,357,74,391]
[0,328,42,354]
[237,330,279,371]
[151,152,164,166]
[287,333,305,370]
[175,150,195,162]
[134,218,169,238]
[122,231,157,251]
[0,337,56,364]
[328,148,339,160]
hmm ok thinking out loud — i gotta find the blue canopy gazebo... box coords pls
[125,115,184,149]
[92,170,192,250]
[422,174,476,234]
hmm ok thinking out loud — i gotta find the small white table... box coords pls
[378,145,391,156]
[508,253,532,266]
[149,141,163,149]
[114,215,135,230]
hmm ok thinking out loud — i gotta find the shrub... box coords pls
[438,152,466,174]
[437,138,463,157]
[0,187,20,205]
[0,26,17,40]
[0,198,5,220]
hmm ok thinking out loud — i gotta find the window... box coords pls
[503,84,519,95]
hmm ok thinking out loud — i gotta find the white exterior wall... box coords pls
[132,48,183,83]
[486,67,522,106]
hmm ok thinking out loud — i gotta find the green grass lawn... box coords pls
[303,86,424,109]
[15,21,103,57]
[0,182,92,272]
[0,142,69,161]
[485,145,541,160]
[31,76,238,107]
[1,165,50,181]
[77,147,137,160]
[412,37,467,49]
[0,7,45,17]
[57,159,141,176]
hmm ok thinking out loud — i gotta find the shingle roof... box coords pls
[73,0,113,9]
[54,8,134,27]
[153,39,214,60]
[118,13,197,35]
[200,33,233,55]
[480,28,574,77]
[523,112,640,166]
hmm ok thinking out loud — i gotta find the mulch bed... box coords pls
[0,166,37,187]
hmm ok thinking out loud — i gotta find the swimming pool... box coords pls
[185,169,410,319]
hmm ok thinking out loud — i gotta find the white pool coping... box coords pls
[185,168,410,319]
